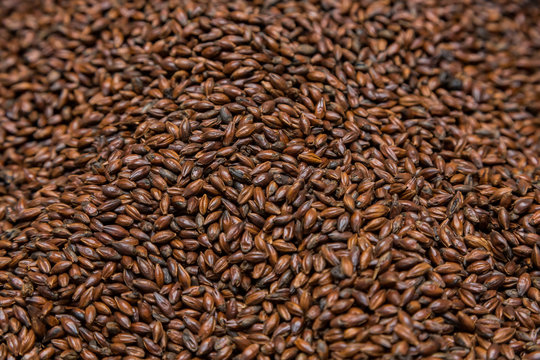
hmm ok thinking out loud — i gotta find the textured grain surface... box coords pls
[0,0,539,359]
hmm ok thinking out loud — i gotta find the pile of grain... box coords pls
[0,0,539,359]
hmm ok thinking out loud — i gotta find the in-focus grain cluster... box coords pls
[0,0,539,359]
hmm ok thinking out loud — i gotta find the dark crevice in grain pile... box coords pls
[0,0,539,359]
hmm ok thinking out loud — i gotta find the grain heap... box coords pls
[0,0,539,359]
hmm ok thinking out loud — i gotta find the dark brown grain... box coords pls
[0,0,539,359]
